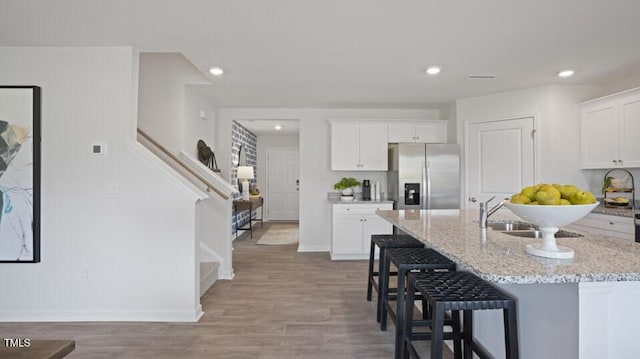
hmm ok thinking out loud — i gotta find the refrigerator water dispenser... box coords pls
[404,183,421,205]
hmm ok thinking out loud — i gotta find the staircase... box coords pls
[200,261,220,296]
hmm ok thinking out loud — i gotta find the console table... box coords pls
[233,196,264,239]
[0,340,75,359]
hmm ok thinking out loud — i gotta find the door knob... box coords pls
[469,197,477,203]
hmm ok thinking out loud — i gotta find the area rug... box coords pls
[256,223,299,245]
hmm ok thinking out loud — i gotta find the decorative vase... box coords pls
[341,188,353,196]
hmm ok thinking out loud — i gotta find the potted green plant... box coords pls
[333,177,361,197]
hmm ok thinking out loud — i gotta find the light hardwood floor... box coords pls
[0,223,452,358]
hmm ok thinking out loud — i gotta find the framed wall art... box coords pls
[0,86,41,263]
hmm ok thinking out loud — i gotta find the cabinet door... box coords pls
[362,214,393,255]
[332,215,364,254]
[567,213,635,241]
[415,122,447,143]
[358,123,388,170]
[331,122,360,170]
[618,94,640,167]
[387,123,415,142]
[580,101,619,169]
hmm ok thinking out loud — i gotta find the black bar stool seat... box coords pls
[367,234,425,323]
[404,271,519,359]
[381,247,457,359]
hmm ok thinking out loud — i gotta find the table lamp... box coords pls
[237,166,254,200]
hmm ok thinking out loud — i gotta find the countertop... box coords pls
[329,199,394,204]
[591,202,638,218]
[377,209,640,284]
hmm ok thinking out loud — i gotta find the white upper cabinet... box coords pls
[331,121,388,171]
[619,94,640,168]
[580,100,619,168]
[387,121,447,143]
[580,88,640,169]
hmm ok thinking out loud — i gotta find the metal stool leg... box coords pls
[394,267,407,359]
[367,240,375,302]
[430,302,445,359]
[380,255,391,331]
[504,303,519,359]
[463,310,473,359]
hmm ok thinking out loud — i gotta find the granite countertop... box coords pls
[377,209,640,285]
[329,199,395,204]
[591,202,638,218]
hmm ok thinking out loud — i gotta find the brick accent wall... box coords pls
[231,121,258,234]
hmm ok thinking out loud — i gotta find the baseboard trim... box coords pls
[0,307,204,323]
[330,253,370,260]
[218,269,235,280]
[297,245,330,252]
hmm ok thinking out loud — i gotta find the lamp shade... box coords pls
[237,166,254,180]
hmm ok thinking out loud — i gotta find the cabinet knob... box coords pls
[613,160,618,163]
[609,221,615,225]
[619,159,623,164]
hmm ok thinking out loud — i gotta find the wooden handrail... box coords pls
[136,128,229,200]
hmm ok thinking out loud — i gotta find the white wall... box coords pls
[216,108,440,252]
[185,86,217,158]
[0,47,203,321]
[456,85,602,207]
[257,134,299,221]
[602,64,640,96]
[138,53,214,156]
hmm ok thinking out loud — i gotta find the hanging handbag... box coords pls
[197,140,222,175]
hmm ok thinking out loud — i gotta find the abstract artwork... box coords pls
[0,86,40,263]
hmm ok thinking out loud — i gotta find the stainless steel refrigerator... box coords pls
[387,143,460,210]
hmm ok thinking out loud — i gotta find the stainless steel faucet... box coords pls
[479,196,508,228]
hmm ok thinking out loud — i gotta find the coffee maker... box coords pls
[362,179,371,201]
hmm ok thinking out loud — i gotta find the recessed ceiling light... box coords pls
[558,70,574,78]
[274,125,282,130]
[426,66,441,75]
[209,67,224,76]
[467,75,495,79]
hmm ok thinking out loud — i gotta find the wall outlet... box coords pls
[82,269,90,281]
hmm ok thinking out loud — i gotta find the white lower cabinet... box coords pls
[566,213,635,241]
[331,203,393,260]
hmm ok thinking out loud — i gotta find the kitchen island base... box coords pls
[473,280,640,358]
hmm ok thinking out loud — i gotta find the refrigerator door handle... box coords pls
[422,160,428,209]
[425,160,432,210]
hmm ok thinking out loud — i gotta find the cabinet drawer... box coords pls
[333,203,392,215]
[569,213,634,235]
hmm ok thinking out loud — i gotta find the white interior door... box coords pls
[466,117,535,209]
[267,148,300,221]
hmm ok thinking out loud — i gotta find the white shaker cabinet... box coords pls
[387,121,447,143]
[331,203,393,260]
[330,121,388,171]
[566,213,635,241]
[580,88,640,169]
[618,93,640,167]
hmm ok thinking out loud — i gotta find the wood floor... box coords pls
[0,223,452,358]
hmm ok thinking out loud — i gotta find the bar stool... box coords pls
[367,234,425,323]
[381,248,457,359]
[404,271,519,359]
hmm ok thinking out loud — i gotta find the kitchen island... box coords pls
[377,209,640,359]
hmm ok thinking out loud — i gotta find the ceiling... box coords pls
[2,1,640,108]
[236,119,299,135]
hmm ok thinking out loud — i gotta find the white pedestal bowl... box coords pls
[504,201,599,259]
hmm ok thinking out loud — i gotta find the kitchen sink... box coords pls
[502,230,584,238]
[486,222,536,231]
